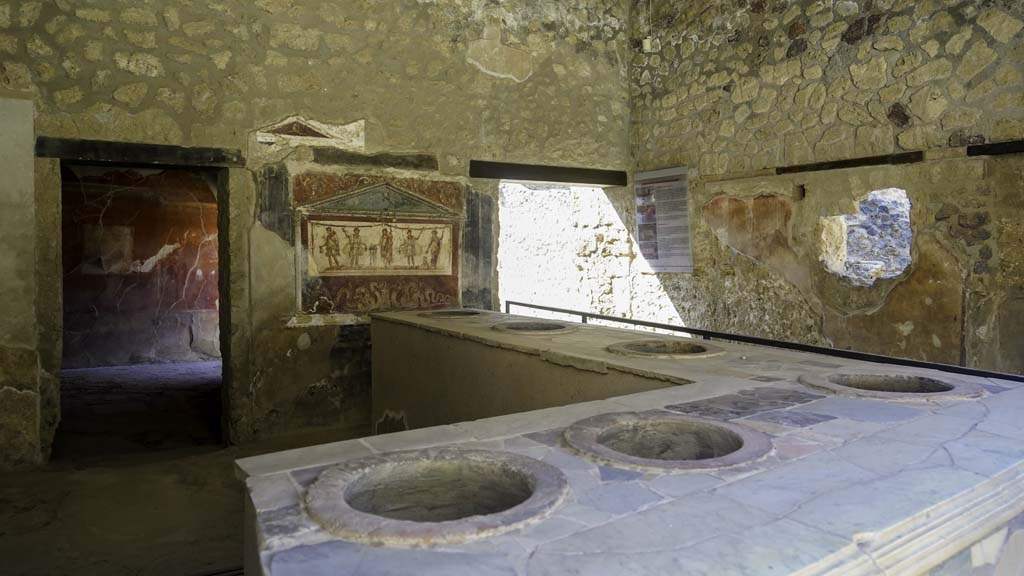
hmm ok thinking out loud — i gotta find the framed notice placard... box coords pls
[634,166,692,273]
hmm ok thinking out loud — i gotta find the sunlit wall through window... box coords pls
[497,182,684,332]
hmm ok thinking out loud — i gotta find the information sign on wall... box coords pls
[634,166,693,273]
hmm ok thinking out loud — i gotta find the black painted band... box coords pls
[469,160,627,186]
[35,136,244,168]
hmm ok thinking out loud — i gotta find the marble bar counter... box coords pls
[368,308,881,433]
[237,318,1024,575]
[370,309,688,433]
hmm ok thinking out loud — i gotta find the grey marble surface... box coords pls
[240,312,1024,575]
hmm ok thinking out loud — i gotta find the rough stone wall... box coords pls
[629,0,1024,372]
[4,0,633,448]
[5,0,630,167]
[632,0,1024,172]
[60,167,221,369]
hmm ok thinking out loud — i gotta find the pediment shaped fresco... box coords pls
[255,116,366,151]
[267,120,332,139]
[299,183,461,219]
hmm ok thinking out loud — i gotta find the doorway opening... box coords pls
[53,164,224,464]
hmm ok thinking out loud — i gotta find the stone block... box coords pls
[957,41,997,83]
[906,59,952,87]
[850,56,887,90]
[0,386,40,468]
[977,8,1023,44]
[0,346,38,392]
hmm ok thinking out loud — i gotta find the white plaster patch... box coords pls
[254,116,366,151]
[972,527,1008,567]
[130,243,180,273]
[286,313,367,327]
[307,379,330,391]
[297,333,311,350]
[896,321,915,336]
[466,22,533,82]
[819,215,848,276]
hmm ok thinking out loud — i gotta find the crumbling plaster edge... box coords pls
[697,174,974,355]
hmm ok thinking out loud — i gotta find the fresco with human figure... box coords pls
[308,220,454,276]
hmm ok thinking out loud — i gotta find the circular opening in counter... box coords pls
[345,460,533,522]
[597,419,743,461]
[829,374,953,394]
[418,309,484,319]
[305,449,568,546]
[798,371,982,402]
[492,321,577,335]
[563,412,771,473]
[607,339,725,359]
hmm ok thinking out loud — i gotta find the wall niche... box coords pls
[820,188,912,287]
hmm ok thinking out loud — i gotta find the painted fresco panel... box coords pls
[307,220,454,277]
[294,174,464,317]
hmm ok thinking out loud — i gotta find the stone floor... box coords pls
[53,361,224,464]
[0,361,368,576]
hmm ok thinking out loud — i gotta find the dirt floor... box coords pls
[0,362,367,576]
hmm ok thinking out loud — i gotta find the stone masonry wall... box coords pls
[5,0,630,166]
[629,0,1024,372]
[5,0,633,451]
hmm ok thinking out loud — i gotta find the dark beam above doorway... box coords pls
[34,137,245,169]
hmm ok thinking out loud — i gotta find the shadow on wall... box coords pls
[496,182,683,331]
[61,165,221,369]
